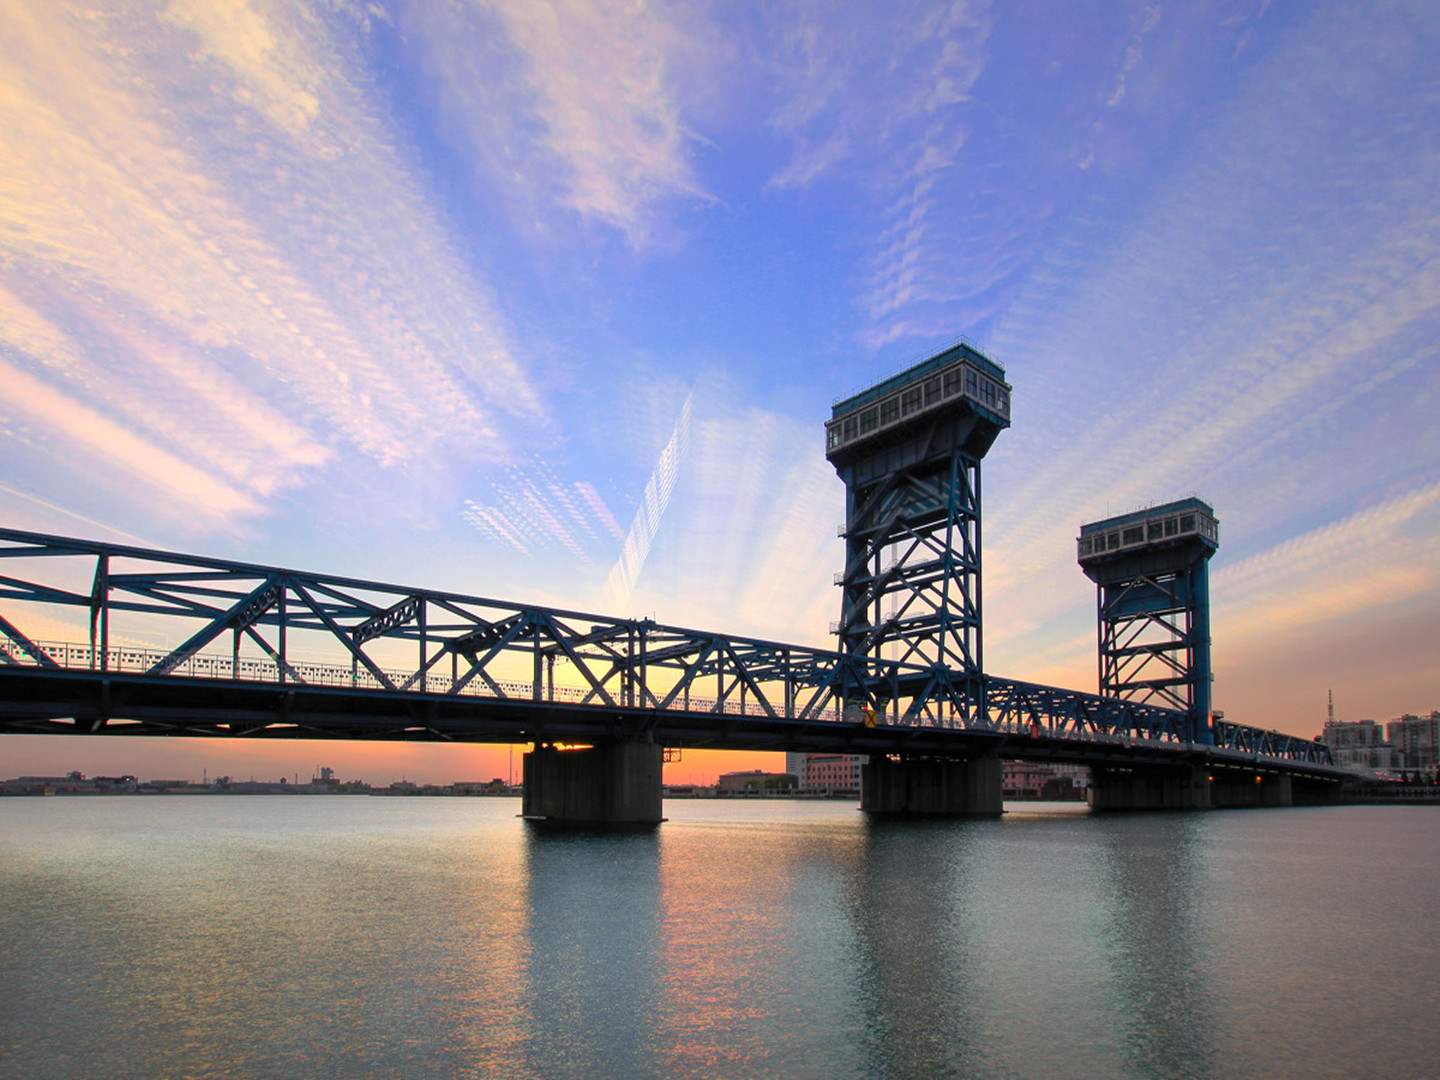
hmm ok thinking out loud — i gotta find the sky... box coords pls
[1,0,1436,786]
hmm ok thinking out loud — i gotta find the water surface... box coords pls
[1,797,1434,1079]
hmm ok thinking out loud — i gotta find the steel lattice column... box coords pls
[1078,499,1219,745]
[839,447,982,672]
[826,342,1010,722]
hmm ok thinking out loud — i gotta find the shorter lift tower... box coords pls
[825,341,1011,721]
[1077,498,1220,744]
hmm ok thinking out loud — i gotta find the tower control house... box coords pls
[1078,498,1219,745]
[826,340,1011,722]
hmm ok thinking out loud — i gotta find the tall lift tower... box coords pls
[1077,498,1220,745]
[825,341,1011,721]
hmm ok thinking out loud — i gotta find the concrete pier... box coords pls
[861,754,1003,817]
[1088,763,1212,811]
[1210,770,1293,808]
[521,742,664,829]
[1089,763,1335,810]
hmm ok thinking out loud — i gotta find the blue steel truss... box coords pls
[826,341,1011,723]
[1079,498,1220,744]
[0,527,1332,767]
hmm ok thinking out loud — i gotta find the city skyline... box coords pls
[2,0,1437,785]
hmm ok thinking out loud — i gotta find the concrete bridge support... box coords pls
[1088,764,1212,811]
[1295,776,1344,805]
[861,754,1003,817]
[521,742,664,829]
[1210,770,1293,808]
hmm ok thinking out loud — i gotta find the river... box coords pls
[1,797,1435,1079]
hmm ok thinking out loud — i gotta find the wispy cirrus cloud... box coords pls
[163,0,329,137]
[987,212,1440,627]
[0,0,541,532]
[979,0,1440,730]
[0,354,257,521]
[1104,4,1162,107]
[602,393,691,611]
[765,0,990,192]
[490,0,706,233]
[988,0,1440,558]
[758,2,1050,347]
[1213,481,1440,640]
[461,458,625,563]
[404,0,707,243]
[620,381,841,644]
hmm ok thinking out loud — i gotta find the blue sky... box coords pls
[1,0,1436,783]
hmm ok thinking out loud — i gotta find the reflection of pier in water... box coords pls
[520,831,664,1076]
[1098,815,1219,1078]
[844,819,987,1077]
[836,810,1228,1077]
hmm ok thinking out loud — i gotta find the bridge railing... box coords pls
[0,637,851,722]
[0,526,1330,764]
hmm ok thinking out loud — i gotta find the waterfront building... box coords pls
[3,773,95,795]
[1,772,139,795]
[1322,719,1404,773]
[716,770,796,794]
[784,752,809,789]
[785,753,863,794]
[1387,711,1440,769]
[1002,761,1052,798]
[802,754,863,794]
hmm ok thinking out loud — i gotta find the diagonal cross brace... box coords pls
[243,624,306,685]
[147,577,282,677]
[447,613,536,698]
[0,611,59,668]
[532,612,618,707]
[290,582,397,691]
[656,638,719,711]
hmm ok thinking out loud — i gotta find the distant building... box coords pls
[4,774,96,795]
[1322,719,1404,773]
[716,770,796,794]
[451,779,512,795]
[804,755,862,793]
[1051,763,1090,790]
[784,752,809,789]
[1002,761,1052,799]
[1387,712,1440,769]
[93,775,139,792]
[786,752,863,794]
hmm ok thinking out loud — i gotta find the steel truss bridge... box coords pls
[0,528,1337,777]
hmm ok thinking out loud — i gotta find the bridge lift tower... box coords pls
[1077,498,1220,745]
[825,341,1011,725]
